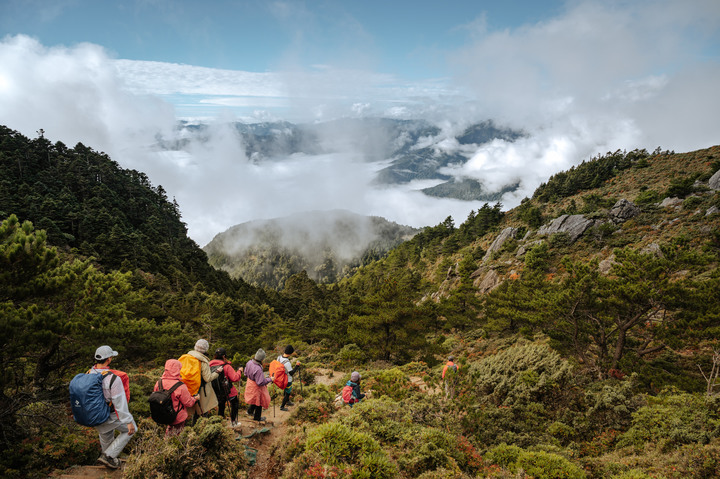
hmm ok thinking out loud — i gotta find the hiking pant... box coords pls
[247,404,263,421]
[219,395,239,422]
[280,386,293,408]
[95,416,137,459]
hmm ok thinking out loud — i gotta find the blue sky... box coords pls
[1,0,565,79]
[1,1,719,245]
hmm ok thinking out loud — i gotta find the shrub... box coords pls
[468,342,574,407]
[484,444,586,479]
[584,376,644,436]
[282,422,397,479]
[617,391,720,450]
[363,368,420,401]
[124,416,248,478]
[288,398,334,425]
[338,343,367,364]
[634,189,659,205]
[398,428,458,476]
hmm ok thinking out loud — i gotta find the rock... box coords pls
[483,227,518,261]
[598,254,617,275]
[537,214,595,243]
[609,199,640,223]
[709,169,720,190]
[474,269,501,294]
[706,205,719,216]
[641,242,664,258]
[659,197,682,208]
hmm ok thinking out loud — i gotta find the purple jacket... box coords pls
[244,358,272,386]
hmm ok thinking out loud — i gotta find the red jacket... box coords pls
[208,359,243,398]
[154,359,196,425]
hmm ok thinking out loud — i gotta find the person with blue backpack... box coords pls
[70,345,137,470]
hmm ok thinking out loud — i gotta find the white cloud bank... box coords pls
[1,0,719,247]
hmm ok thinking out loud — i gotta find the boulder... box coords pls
[609,199,640,223]
[709,169,720,190]
[598,254,617,275]
[537,214,595,243]
[483,227,518,261]
[641,242,664,258]
[659,197,683,208]
[707,206,719,216]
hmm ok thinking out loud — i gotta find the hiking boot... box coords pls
[287,401,295,406]
[280,406,288,412]
[255,416,266,422]
[98,453,121,469]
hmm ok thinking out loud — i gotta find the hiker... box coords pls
[244,348,272,422]
[442,355,460,399]
[153,359,199,436]
[88,346,137,469]
[276,345,301,411]
[209,347,243,427]
[342,371,366,407]
[182,339,219,423]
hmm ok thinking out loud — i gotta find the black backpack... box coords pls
[210,364,231,402]
[149,380,184,425]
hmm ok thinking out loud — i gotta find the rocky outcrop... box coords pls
[537,214,595,243]
[609,199,640,223]
[707,206,719,216]
[474,269,501,294]
[483,227,518,261]
[642,242,663,257]
[709,169,720,190]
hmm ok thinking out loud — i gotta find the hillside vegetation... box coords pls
[2,123,720,478]
[204,210,418,289]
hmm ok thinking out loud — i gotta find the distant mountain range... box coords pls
[203,209,419,289]
[158,118,523,201]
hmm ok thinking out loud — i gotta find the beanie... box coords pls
[254,348,267,362]
[284,345,294,355]
[194,339,209,354]
[351,371,361,382]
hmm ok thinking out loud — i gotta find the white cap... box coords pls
[95,345,118,361]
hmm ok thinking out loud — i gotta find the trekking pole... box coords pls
[273,387,276,418]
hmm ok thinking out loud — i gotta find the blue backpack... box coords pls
[69,371,116,426]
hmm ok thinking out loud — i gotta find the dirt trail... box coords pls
[49,369,343,479]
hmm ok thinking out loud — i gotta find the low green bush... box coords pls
[124,416,248,478]
[484,443,586,479]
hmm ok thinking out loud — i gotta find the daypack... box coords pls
[178,354,202,395]
[210,364,231,402]
[149,380,184,425]
[341,384,355,404]
[69,371,117,426]
[268,360,288,390]
[108,368,131,402]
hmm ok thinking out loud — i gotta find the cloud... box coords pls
[444,0,720,206]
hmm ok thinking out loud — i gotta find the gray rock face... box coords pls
[537,214,595,243]
[483,227,518,261]
[709,169,720,190]
[474,269,501,293]
[598,254,617,275]
[609,199,640,223]
[642,242,664,257]
[706,205,719,216]
[659,197,683,208]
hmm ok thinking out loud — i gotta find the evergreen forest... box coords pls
[2,124,720,478]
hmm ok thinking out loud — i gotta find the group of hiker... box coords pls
[70,340,302,470]
[70,340,455,470]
